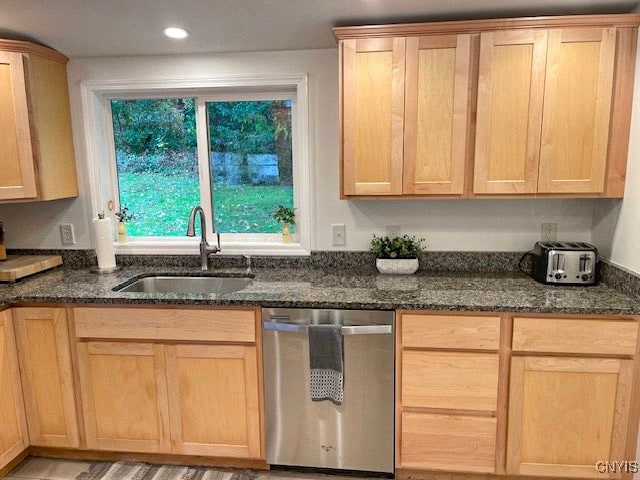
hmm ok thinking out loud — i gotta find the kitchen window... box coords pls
[111,97,199,238]
[200,96,294,235]
[82,76,310,255]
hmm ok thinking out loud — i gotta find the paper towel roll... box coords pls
[93,216,116,269]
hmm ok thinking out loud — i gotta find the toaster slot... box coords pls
[579,254,592,273]
[552,253,565,272]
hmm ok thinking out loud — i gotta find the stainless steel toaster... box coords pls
[530,241,598,285]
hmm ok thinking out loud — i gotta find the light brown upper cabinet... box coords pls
[0,40,78,202]
[474,30,547,194]
[538,28,616,193]
[334,14,640,199]
[475,27,617,195]
[404,35,472,195]
[342,38,405,196]
[0,51,37,200]
[340,34,473,197]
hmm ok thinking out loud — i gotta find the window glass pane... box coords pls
[207,100,294,233]
[111,98,198,236]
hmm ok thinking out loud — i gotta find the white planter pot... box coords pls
[376,258,419,275]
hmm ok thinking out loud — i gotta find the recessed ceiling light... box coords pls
[164,27,189,39]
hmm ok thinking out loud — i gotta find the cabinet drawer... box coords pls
[401,412,496,473]
[402,351,499,411]
[513,317,638,356]
[74,307,256,343]
[402,314,500,350]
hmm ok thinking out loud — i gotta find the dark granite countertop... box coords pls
[0,265,639,315]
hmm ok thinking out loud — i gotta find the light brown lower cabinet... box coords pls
[74,307,263,460]
[4,303,640,479]
[397,312,501,474]
[402,350,499,411]
[507,356,634,478]
[400,412,497,473]
[165,344,262,458]
[397,312,640,478]
[0,310,28,471]
[77,341,171,453]
[13,308,79,448]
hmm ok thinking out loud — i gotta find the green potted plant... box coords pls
[114,206,136,243]
[272,205,296,243]
[370,234,424,274]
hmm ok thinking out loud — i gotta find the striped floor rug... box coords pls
[75,462,257,480]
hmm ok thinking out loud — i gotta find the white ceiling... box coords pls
[0,0,638,58]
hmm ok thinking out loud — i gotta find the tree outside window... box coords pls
[111,97,294,237]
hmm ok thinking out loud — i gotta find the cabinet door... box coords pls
[14,307,79,448]
[0,311,28,471]
[403,35,471,195]
[25,54,78,200]
[474,30,547,194]
[166,344,262,459]
[0,52,37,200]
[77,341,171,453]
[538,28,616,193]
[507,356,633,478]
[342,37,405,196]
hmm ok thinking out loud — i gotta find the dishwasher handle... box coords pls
[263,321,392,336]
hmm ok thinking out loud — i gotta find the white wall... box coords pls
[0,197,91,249]
[0,47,598,252]
[592,33,640,275]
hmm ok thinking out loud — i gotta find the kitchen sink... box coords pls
[115,275,253,294]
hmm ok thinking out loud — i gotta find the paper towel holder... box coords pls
[91,210,121,274]
[90,265,122,274]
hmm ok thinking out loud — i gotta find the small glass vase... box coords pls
[282,223,291,244]
[117,221,127,243]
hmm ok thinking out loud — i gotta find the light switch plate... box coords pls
[331,224,346,246]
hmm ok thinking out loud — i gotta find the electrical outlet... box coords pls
[331,224,346,246]
[60,224,76,245]
[386,225,401,238]
[541,223,557,242]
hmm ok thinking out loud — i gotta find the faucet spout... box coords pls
[186,206,221,270]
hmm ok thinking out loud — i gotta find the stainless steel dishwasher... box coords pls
[262,308,394,474]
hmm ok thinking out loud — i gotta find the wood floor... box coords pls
[6,458,379,480]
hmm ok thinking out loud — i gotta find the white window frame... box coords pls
[80,75,311,256]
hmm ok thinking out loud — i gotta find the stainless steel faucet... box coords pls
[186,206,221,271]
